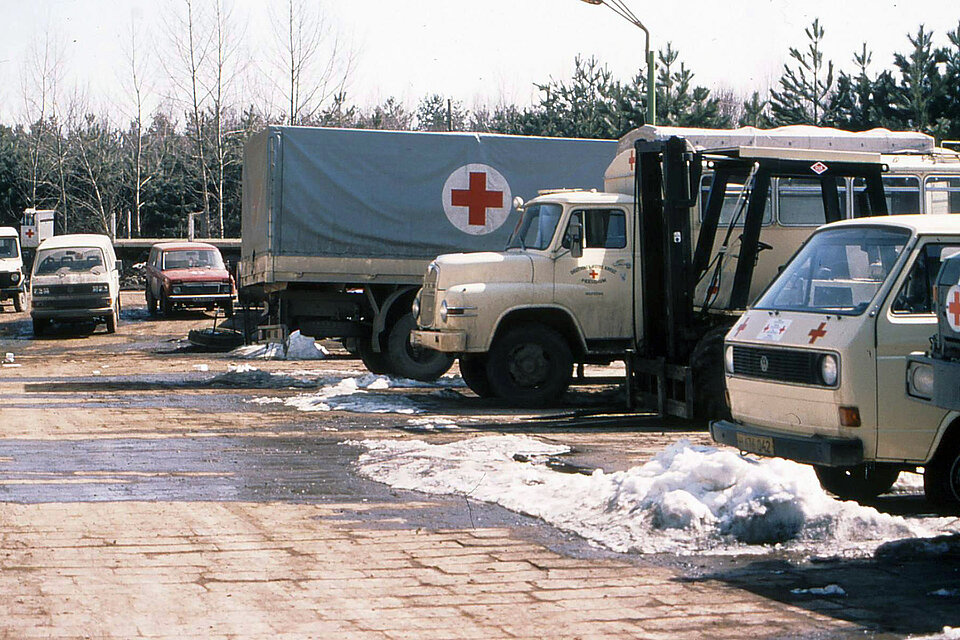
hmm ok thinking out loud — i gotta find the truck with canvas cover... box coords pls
[411,125,954,413]
[238,126,617,380]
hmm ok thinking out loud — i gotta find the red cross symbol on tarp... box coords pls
[948,289,960,329]
[451,172,503,226]
[25,229,34,238]
[808,322,828,344]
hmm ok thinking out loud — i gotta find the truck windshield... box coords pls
[0,238,18,259]
[506,203,563,250]
[34,248,106,275]
[754,226,911,316]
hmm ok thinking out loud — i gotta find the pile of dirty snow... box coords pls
[351,436,960,557]
[230,331,329,360]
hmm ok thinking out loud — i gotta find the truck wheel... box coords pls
[814,464,900,500]
[459,355,493,398]
[32,317,49,336]
[486,324,572,407]
[386,312,454,382]
[13,291,25,313]
[146,288,158,316]
[924,434,960,505]
[106,305,119,334]
[357,337,391,375]
[690,326,732,421]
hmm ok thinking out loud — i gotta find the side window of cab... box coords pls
[562,209,627,249]
[892,243,960,314]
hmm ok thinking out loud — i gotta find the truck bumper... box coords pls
[907,354,960,411]
[410,329,466,353]
[710,419,863,467]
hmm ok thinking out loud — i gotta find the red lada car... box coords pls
[145,242,235,317]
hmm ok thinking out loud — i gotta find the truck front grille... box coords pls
[419,268,438,327]
[732,345,821,385]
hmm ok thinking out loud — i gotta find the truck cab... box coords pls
[0,227,26,312]
[711,215,960,503]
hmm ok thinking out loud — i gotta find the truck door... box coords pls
[553,208,633,340]
[875,241,958,460]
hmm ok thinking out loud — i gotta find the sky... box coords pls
[0,0,958,124]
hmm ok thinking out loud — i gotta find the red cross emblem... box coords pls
[25,229,34,238]
[946,286,960,331]
[628,151,635,169]
[451,171,503,226]
[808,322,828,344]
[734,321,748,337]
[589,268,600,280]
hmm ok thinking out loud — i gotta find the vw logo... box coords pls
[759,355,769,373]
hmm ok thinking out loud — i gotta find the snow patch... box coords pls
[910,628,960,640]
[351,436,960,556]
[229,330,329,360]
[791,584,846,596]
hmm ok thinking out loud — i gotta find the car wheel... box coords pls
[459,354,493,398]
[924,433,960,505]
[13,291,25,313]
[385,312,454,382]
[485,323,572,407]
[814,464,900,501]
[161,291,173,316]
[146,288,158,316]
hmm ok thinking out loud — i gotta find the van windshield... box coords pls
[34,247,106,275]
[506,203,563,250]
[0,237,18,259]
[755,226,911,316]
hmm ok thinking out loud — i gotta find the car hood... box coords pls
[32,271,110,286]
[433,251,534,288]
[0,257,23,273]
[162,267,230,282]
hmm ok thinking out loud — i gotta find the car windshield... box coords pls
[34,247,105,275]
[0,237,18,259]
[506,203,563,250]
[754,226,911,316]
[162,249,224,270]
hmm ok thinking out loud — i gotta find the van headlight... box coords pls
[908,361,935,399]
[10,272,20,284]
[92,283,109,295]
[820,354,839,386]
[724,345,734,374]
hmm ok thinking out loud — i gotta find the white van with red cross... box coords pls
[711,215,960,503]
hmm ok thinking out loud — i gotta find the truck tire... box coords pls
[386,312,454,382]
[459,354,493,398]
[357,337,391,375]
[32,317,48,336]
[146,288,158,316]
[486,323,572,407]
[690,326,732,421]
[924,433,960,505]
[13,291,25,313]
[814,464,900,501]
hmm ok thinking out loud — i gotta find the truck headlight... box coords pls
[820,354,839,386]
[439,299,448,322]
[908,362,935,398]
[411,291,421,319]
[724,345,734,374]
[11,272,20,284]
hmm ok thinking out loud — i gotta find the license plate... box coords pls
[736,432,775,456]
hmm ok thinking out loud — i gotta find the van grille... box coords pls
[732,345,822,385]
[46,283,97,296]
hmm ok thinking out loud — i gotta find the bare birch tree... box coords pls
[121,16,155,238]
[19,28,63,210]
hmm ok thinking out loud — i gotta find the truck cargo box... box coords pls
[240,126,617,289]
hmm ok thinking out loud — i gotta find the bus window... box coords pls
[777,177,848,226]
[699,174,772,226]
[852,175,920,216]
[925,176,960,214]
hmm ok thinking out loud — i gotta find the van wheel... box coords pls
[486,324,572,407]
[386,312,454,382]
[924,434,960,505]
[459,355,493,398]
[13,291,25,313]
[357,337,390,375]
[32,317,49,336]
[106,305,119,334]
[146,289,158,316]
[814,464,900,500]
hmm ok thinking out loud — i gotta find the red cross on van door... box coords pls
[442,163,513,236]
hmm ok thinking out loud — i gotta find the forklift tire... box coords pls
[814,464,900,501]
[924,433,960,505]
[385,312,454,382]
[13,291,24,313]
[486,323,572,407]
[690,326,732,421]
[357,336,391,376]
[458,354,493,398]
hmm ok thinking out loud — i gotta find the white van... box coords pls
[0,227,25,312]
[30,234,121,335]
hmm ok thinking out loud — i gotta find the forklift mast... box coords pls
[632,136,888,417]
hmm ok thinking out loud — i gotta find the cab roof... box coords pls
[37,234,115,251]
[823,214,960,236]
[153,241,219,251]
[0,226,18,238]
[527,190,632,206]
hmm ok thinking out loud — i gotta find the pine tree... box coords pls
[770,19,835,125]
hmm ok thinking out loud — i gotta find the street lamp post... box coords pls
[579,0,656,126]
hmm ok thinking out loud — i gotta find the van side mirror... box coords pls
[115,259,123,273]
[568,219,583,259]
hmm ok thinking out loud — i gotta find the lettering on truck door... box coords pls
[876,241,960,460]
[553,208,633,340]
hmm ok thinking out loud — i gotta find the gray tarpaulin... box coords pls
[242,126,617,260]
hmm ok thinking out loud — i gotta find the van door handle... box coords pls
[613,259,631,268]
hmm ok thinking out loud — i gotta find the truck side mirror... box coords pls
[568,219,583,259]
[115,259,123,273]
